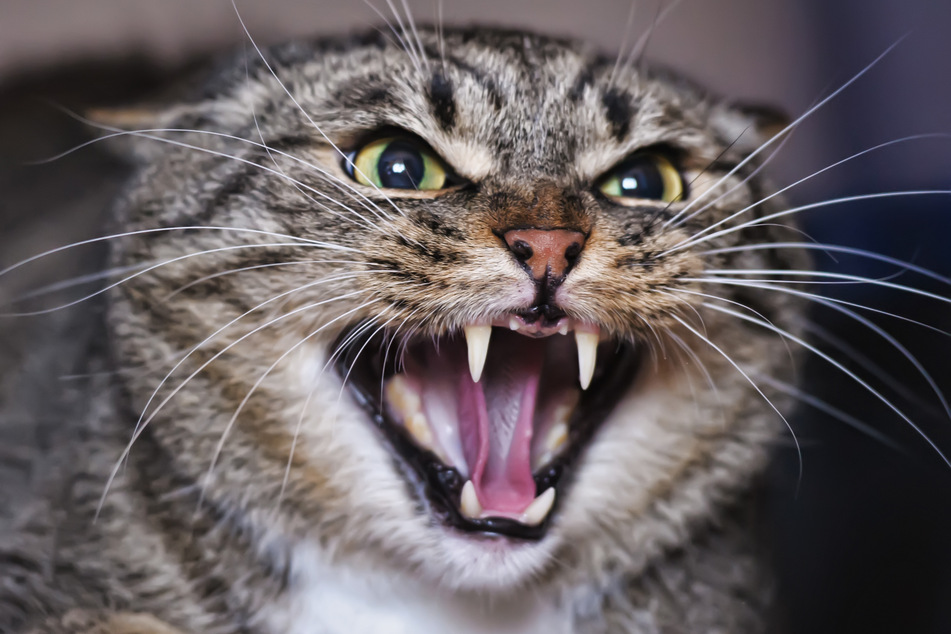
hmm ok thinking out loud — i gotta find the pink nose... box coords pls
[502,228,586,281]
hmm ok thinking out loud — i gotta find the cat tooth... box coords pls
[464,325,492,383]
[406,412,434,448]
[509,316,520,331]
[545,421,569,453]
[520,488,556,526]
[575,330,599,390]
[533,421,569,469]
[460,480,483,519]
[558,321,569,336]
[384,374,421,418]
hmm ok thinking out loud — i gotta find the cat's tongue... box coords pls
[457,341,542,514]
[410,334,543,516]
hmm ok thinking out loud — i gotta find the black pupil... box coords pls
[378,140,426,189]
[617,159,665,199]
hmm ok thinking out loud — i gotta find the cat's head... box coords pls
[107,28,806,593]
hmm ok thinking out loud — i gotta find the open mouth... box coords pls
[335,315,642,540]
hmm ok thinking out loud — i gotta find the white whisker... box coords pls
[669,313,804,480]
[699,301,951,468]
[669,133,951,245]
[201,298,384,505]
[691,278,951,421]
[3,242,333,317]
[99,288,371,515]
[690,270,951,304]
[231,0,413,220]
[666,189,951,256]
[663,36,908,230]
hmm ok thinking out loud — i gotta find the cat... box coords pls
[0,21,914,634]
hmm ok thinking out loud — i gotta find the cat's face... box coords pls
[109,28,806,592]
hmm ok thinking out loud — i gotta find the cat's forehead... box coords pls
[251,28,714,183]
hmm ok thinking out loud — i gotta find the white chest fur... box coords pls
[265,543,573,634]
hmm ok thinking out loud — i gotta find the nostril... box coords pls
[564,241,582,264]
[502,228,587,281]
[510,240,534,262]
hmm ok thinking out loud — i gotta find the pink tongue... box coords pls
[458,340,543,515]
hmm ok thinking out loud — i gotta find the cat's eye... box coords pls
[346,137,452,191]
[598,154,685,204]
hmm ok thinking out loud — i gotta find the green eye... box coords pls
[346,137,450,190]
[598,154,685,203]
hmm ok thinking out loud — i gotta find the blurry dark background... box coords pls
[1,1,950,632]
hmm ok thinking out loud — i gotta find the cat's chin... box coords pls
[333,315,644,544]
[415,528,562,592]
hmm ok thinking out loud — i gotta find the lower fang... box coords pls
[406,412,434,448]
[520,488,556,526]
[545,422,568,453]
[384,374,421,419]
[460,480,483,519]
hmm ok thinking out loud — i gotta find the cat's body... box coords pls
[0,27,810,633]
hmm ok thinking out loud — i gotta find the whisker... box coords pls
[699,301,951,468]
[631,0,685,70]
[700,241,951,288]
[802,320,947,419]
[690,278,951,421]
[8,262,153,303]
[662,37,908,230]
[2,242,325,317]
[665,189,951,256]
[246,89,392,234]
[277,312,401,508]
[46,105,401,229]
[398,0,430,73]
[668,133,951,245]
[689,270,951,305]
[164,259,381,300]
[200,298,383,505]
[135,274,385,442]
[99,288,371,515]
[669,313,804,481]
[607,0,639,89]
[752,373,903,452]
[662,286,798,369]
[0,225,348,281]
[231,0,413,221]
[363,0,423,77]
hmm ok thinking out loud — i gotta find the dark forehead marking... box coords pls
[428,71,456,131]
[569,55,609,101]
[423,46,504,111]
[601,88,635,141]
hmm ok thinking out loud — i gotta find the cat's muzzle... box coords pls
[335,316,642,540]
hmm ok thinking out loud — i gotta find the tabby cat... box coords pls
[0,24,822,633]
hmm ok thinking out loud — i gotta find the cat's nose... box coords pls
[503,228,586,281]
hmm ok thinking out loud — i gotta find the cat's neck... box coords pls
[264,540,573,634]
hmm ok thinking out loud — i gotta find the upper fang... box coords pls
[575,330,599,390]
[464,325,492,383]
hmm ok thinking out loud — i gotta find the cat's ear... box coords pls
[83,101,219,161]
[708,102,790,155]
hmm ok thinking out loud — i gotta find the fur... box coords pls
[1,27,809,633]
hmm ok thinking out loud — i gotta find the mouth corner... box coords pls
[334,313,643,541]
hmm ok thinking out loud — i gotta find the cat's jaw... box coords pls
[284,335,754,594]
[265,540,574,634]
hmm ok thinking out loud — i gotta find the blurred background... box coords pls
[1,1,950,632]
